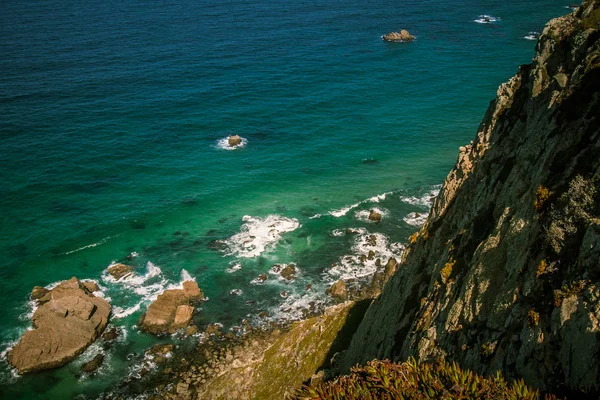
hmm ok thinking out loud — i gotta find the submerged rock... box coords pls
[228,135,242,147]
[280,264,297,281]
[107,263,133,280]
[382,29,415,42]
[139,281,203,335]
[8,277,111,374]
[81,354,104,373]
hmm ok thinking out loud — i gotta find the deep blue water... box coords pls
[0,0,570,397]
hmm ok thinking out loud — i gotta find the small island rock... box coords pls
[382,29,415,42]
[280,264,297,281]
[8,277,111,374]
[228,135,242,147]
[368,210,382,222]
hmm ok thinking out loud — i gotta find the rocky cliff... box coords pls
[339,1,600,395]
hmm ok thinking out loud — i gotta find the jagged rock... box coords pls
[102,327,119,341]
[280,265,296,281]
[368,210,382,222]
[205,323,222,336]
[31,286,49,301]
[8,277,111,373]
[139,281,203,335]
[82,281,100,293]
[228,135,242,147]
[384,257,398,281]
[327,280,347,299]
[340,1,600,393]
[81,354,104,373]
[382,29,415,42]
[256,273,268,283]
[107,263,133,280]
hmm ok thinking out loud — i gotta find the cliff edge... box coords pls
[339,0,600,395]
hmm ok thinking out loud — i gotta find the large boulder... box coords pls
[327,280,348,299]
[139,281,203,335]
[8,277,111,374]
[382,29,415,42]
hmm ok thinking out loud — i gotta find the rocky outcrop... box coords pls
[197,302,361,400]
[382,29,415,42]
[340,1,600,391]
[228,135,242,147]
[340,1,600,395]
[139,281,203,335]
[8,277,111,373]
[327,280,348,299]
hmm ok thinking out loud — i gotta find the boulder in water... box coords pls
[228,135,242,147]
[280,264,297,281]
[368,209,382,222]
[81,354,104,373]
[8,277,111,374]
[139,281,204,335]
[382,29,415,42]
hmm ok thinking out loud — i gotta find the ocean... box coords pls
[0,0,570,397]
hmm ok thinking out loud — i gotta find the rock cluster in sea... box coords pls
[382,29,415,42]
[8,277,111,373]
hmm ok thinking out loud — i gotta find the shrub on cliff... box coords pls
[295,358,560,400]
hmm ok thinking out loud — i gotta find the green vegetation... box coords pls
[295,358,561,400]
[528,310,540,327]
[553,280,588,307]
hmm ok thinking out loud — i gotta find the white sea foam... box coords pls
[524,32,540,40]
[403,212,429,227]
[216,135,248,151]
[230,289,243,296]
[326,232,405,282]
[113,302,142,319]
[399,185,441,208]
[312,191,394,219]
[61,235,119,255]
[274,291,325,322]
[219,215,300,258]
[474,14,499,23]
[226,263,242,273]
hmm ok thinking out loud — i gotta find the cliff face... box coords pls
[340,1,600,394]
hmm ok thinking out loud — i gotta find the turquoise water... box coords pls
[0,0,570,397]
